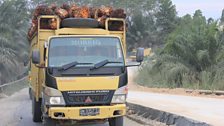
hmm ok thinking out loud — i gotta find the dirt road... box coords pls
[0,88,143,126]
[127,91,224,126]
[127,67,224,126]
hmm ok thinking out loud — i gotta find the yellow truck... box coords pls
[29,15,144,126]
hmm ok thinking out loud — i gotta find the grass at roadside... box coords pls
[136,64,224,91]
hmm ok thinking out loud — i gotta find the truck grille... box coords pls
[63,90,114,105]
[68,94,109,103]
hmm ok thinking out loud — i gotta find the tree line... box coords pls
[0,0,29,84]
[137,10,224,90]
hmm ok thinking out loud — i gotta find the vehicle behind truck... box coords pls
[29,10,144,126]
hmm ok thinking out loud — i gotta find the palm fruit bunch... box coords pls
[28,3,127,39]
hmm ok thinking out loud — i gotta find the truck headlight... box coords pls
[111,86,128,104]
[43,87,65,105]
[111,94,126,103]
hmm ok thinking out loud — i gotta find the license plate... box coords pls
[80,108,100,116]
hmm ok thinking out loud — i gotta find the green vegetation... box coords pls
[137,10,224,90]
[0,0,29,84]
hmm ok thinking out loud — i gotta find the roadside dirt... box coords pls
[127,67,224,126]
[127,67,224,99]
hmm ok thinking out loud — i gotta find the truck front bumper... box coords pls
[48,104,126,120]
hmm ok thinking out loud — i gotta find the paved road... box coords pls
[0,88,143,126]
[127,91,224,126]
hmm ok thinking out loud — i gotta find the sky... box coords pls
[172,0,224,19]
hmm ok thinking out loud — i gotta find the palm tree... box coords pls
[0,0,29,84]
[138,10,224,90]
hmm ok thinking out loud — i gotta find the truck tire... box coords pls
[61,18,99,28]
[43,117,56,126]
[108,116,123,126]
[29,88,32,100]
[32,97,42,122]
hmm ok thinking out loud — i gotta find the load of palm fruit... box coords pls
[28,3,126,39]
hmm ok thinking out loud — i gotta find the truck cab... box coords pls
[29,15,144,126]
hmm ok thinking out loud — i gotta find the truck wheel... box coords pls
[43,117,56,126]
[32,97,42,122]
[108,116,123,126]
[29,88,32,100]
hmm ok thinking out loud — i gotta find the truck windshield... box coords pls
[48,37,124,67]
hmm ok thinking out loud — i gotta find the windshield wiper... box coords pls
[59,61,93,71]
[90,59,123,70]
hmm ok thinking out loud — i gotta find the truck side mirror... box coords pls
[32,49,40,64]
[136,47,144,63]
